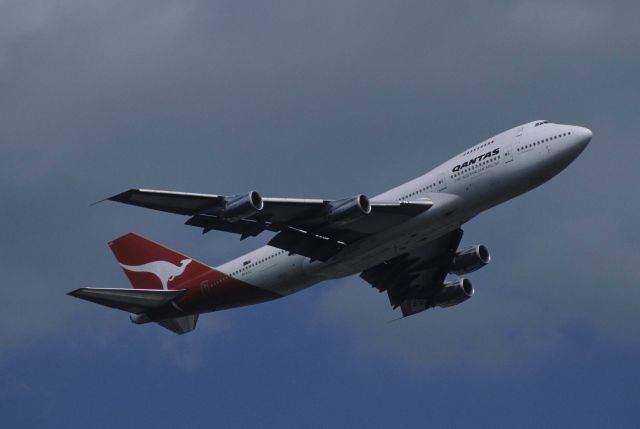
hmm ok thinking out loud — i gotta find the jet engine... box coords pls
[449,245,491,275]
[221,191,264,221]
[323,194,371,226]
[433,278,474,308]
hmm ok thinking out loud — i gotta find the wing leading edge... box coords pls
[108,188,432,261]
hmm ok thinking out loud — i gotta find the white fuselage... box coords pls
[217,121,592,296]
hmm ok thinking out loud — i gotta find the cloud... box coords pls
[0,0,638,375]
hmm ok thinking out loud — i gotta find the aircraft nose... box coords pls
[571,126,592,153]
[576,126,592,146]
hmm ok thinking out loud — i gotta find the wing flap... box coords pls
[68,287,186,314]
[360,229,463,313]
[268,228,346,261]
[185,214,268,238]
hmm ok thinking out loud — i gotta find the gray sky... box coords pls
[2,1,640,427]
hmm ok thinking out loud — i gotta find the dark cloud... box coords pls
[1,0,638,378]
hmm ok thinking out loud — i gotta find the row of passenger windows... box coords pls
[517,131,571,152]
[210,250,288,286]
[400,180,441,200]
[237,250,287,273]
[462,139,494,156]
[451,155,501,178]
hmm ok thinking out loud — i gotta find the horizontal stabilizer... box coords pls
[68,287,186,314]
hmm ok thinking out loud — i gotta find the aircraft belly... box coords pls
[234,254,318,297]
[191,190,480,306]
[337,221,461,274]
[163,272,282,316]
[330,192,466,273]
[194,190,476,303]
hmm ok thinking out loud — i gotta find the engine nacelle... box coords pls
[433,278,474,308]
[221,191,264,221]
[449,245,491,275]
[324,194,371,226]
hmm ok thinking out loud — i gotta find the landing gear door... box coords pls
[503,144,514,163]
[437,172,447,191]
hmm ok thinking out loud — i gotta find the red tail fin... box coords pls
[109,233,211,290]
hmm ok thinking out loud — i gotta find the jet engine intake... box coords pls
[433,278,474,308]
[449,245,490,275]
[222,191,264,221]
[324,194,371,226]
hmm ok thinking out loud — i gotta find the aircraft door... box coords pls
[503,144,514,163]
[437,172,447,191]
[515,126,524,138]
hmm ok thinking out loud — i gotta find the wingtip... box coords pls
[90,189,137,207]
[90,197,109,207]
[107,188,137,203]
[67,288,87,297]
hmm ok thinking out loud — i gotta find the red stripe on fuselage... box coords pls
[146,268,282,321]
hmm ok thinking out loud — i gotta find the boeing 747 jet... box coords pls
[70,120,592,334]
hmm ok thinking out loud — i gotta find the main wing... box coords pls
[360,229,467,317]
[107,189,432,261]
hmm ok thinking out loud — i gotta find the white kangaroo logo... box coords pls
[119,259,192,290]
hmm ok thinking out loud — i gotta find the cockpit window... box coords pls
[534,121,550,127]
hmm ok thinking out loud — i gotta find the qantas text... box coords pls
[452,148,500,172]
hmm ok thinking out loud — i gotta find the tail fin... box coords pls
[109,233,211,290]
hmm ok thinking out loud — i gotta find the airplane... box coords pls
[69,120,592,334]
